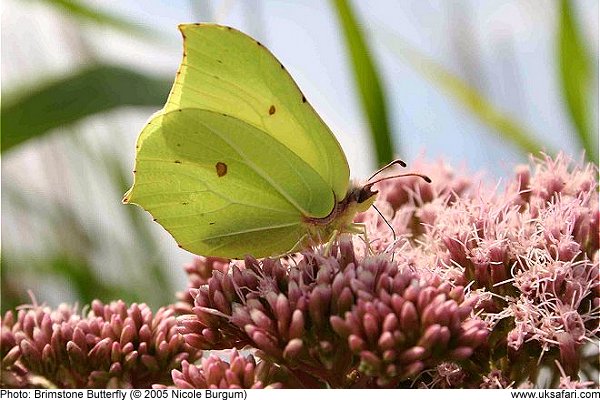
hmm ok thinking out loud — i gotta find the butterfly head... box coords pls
[346,183,378,214]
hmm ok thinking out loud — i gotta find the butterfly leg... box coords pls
[349,222,373,255]
[323,229,341,256]
[282,233,310,258]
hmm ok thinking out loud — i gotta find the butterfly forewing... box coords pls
[165,24,350,203]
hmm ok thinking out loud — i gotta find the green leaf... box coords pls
[382,33,545,156]
[1,64,171,152]
[331,0,395,166]
[37,0,159,39]
[558,0,597,163]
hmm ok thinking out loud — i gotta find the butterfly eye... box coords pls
[357,186,377,203]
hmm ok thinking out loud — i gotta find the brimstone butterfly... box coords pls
[123,24,427,259]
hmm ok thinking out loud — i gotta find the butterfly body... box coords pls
[124,24,379,259]
[302,184,377,242]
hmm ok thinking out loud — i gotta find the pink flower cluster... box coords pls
[362,153,599,386]
[174,153,598,388]
[1,153,597,389]
[176,241,487,388]
[168,350,283,389]
[1,301,200,388]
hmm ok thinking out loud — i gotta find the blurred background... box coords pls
[1,0,598,311]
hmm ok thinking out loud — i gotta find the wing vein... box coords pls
[151,201,297,216]
[133,165,296,213]
[195,120,311,215]
[178,51,333,187]
[184,222,301,243]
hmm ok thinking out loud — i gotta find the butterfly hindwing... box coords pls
[127,109,331,258]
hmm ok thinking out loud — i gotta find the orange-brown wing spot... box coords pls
[215,162,228,177]
[269,105,276,115]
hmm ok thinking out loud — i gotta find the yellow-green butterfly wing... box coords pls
[165,24,349,199]
[124,24,351,258]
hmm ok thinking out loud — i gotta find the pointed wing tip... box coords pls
[177,22,240,41]
[178,23,197,30]
[178,23,198,37]
[178,23,232,35]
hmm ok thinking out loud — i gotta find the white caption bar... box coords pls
[0,389,598,400]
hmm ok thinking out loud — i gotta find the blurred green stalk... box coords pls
[558,0,597,163]
[382,31,546,156]
[1,64,171,152]
[332,0,396,166]
[37,0,161,39]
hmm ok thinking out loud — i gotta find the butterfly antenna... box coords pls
[368,159,407,181]
[365,173,431,189]
[372,204,397,262]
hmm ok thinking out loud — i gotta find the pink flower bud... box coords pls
[283,338,303,359]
